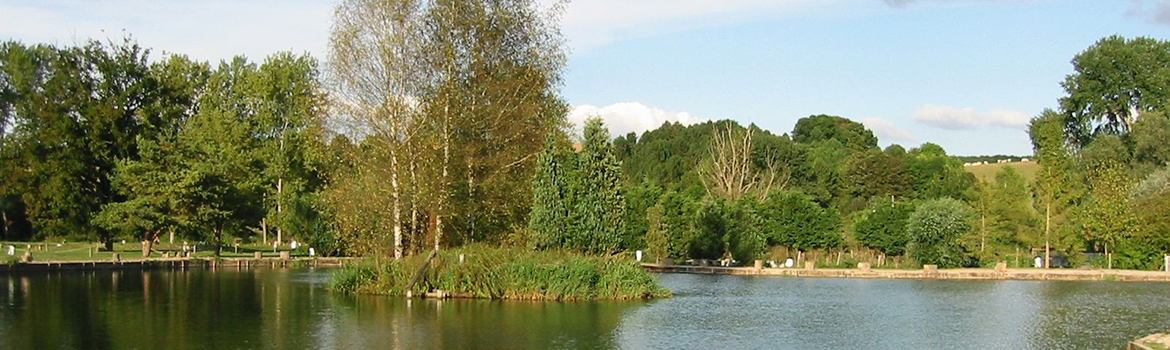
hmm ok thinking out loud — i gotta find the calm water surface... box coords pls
[1,268,1168,349]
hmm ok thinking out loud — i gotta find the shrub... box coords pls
[907,198,975,268]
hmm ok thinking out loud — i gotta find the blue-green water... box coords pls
[1,268,1168,349]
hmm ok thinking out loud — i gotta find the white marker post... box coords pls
[635,250,642,262]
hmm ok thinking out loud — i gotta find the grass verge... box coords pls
[331,244,671,301]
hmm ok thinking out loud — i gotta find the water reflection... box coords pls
[0,268,637,350]
[1,269,1169,349]
[618,274,1170,349]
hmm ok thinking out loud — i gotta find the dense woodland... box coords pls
[1,0,1169,270]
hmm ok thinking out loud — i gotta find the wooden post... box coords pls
[255,251,263,260]
[405,249,439,295]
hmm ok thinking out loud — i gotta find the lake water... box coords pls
[1,268,1168,349]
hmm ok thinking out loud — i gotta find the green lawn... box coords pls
[0,241,313,262]
[965,161,1039,183]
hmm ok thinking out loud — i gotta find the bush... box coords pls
[759,191,842,250]
[334,244,671,300]
[330,263,377,294]
[907,198,975,268]
[854,200,915,256]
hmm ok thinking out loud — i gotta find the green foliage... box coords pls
[987,166,1039,248]
[529,133,575,249]
[572,118,627,254]
[906,143,975,201]
[759,191,843,250]
[644,190,698,260]
[330,263,378,294]
[690,200,728,260]
[529,118,626,255]
[853,199,915,256]
[621,180,663,250]
[845,149,914,204]
[907,198,976,268]
[336,245,670,300]
[724,199,767,262]
[1060,35,1170,146]
[1080,161,1137,253]
[1132,111,1170,169]
[791,114,878,151]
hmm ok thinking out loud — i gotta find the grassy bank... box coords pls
[331,245,671,300]
[0,241,322,263]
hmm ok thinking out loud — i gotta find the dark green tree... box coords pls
[759,190,843,250]
[906,143,975,201]
[571,117,627,254]
[529,132,575,249]
[853,199,915,256]
[1060,35,1170,146]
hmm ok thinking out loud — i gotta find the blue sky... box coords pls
[3,0,1170,155]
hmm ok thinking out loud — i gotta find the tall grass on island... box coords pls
[331,245,671,300]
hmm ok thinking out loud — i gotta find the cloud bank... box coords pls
[911,104,1030,130]
[861,117,917,143]
[1127,0,1170,26]
[568,102,707,138]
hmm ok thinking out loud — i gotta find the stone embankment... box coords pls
[643,262,1170,282]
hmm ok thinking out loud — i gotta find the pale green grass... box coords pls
[0,241,310,262]
[965,161,1039,184]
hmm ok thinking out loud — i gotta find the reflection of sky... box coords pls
[3,270,1170,349]
[615,274,1170,350]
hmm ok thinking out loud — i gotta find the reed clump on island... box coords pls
[331,244,671,300]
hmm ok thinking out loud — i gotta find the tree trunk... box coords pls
[276,177,283,246]
[436,103,450,251]
[1044,202,1051,269]
[1106,242,1111,270]
[261,218,267,244]
[392,149,403,259]
[1,208,7,240]
[142,239,152,258]
[980,213,986,252]
[409,154,418,257]
[214,225,222,258]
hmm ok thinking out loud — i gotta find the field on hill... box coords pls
[964,161,1039,183]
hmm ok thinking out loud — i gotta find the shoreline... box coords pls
[642,263,1170,283]
[0,257,357,272]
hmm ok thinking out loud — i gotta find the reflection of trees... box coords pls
[328,294,639,349]
[0,269,643,349]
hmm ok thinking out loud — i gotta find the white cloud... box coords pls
[551,0,835,52]
[861,117,916,143]
[1126,0,1170,26]
[0,0,336,63]
[568,102,707,138]
[911,104,1030,130]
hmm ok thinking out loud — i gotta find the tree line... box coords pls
[532,36,1170,270]
[2,0,1169,271]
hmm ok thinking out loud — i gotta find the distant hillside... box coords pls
[964,161,1039,183]
[957,155,1032,164]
